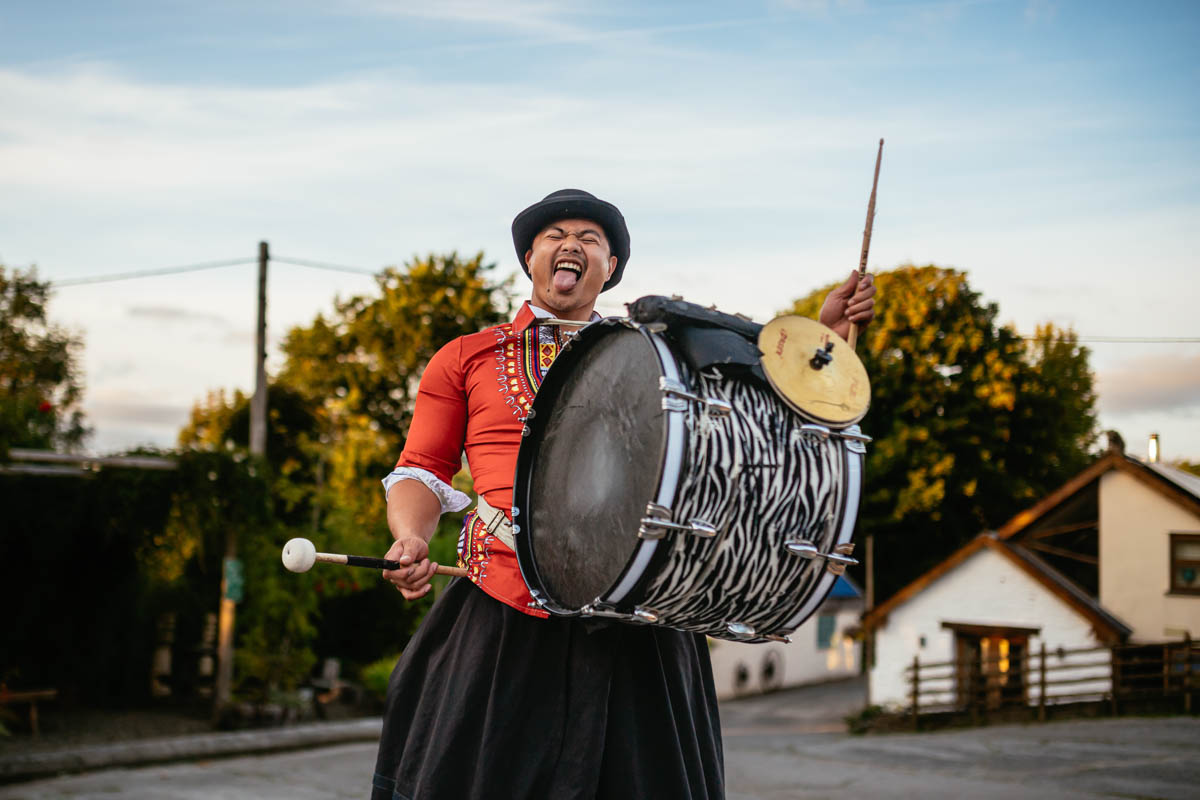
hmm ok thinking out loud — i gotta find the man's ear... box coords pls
[606,255,617,280]
[524,249,534,271]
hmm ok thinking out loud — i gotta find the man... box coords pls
[371,189,876,800]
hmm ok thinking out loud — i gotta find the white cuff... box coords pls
[382,467,472,514]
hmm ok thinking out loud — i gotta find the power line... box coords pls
[1021,336,1199,344]
[271,256,379,276]
[49,257,256,287]
[38,254,1200,344]
[1077,337,1199,343]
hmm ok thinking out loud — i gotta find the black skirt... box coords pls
[371,578,725,800]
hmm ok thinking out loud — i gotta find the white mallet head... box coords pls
[282,538,318,573]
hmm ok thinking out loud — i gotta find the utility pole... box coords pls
[250,241,269,458]
[214,241,268,718]
[865,535,874,610]
[865,533,875,704]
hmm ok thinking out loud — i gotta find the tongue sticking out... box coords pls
[553,268,580,292]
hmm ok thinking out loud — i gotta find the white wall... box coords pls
[708,604,861,700]
[868,546,1108,708]
[1099,470,1200,642]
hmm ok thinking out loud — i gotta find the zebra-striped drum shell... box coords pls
[512,318,864,641]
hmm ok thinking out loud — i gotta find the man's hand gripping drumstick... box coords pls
[819,269,877,342]
[383,479,464,600]
[279,477,467,599]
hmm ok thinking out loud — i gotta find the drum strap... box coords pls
[474,494,516,552]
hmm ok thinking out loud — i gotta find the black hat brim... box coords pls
[511,190,630,292]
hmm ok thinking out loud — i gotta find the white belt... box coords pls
[475,494,515,551]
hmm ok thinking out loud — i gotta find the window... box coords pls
[816,614,836,650]
[1170,533,1200,595]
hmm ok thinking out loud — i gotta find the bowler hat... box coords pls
[511,189,630,292]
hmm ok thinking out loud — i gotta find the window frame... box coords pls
[1169,532,1200,596]
[815,613,837,650]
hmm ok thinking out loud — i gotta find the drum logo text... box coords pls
[775,328,788,356]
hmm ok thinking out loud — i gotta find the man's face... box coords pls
[525,218,617,318]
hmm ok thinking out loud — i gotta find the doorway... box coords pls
[944,622,1039,710]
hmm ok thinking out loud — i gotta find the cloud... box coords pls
[1097,353,1200,415]
[770,0,866,13]
[342,0,592,38]
[0,63,884,216]
[221,328,258,347]
[0,54,1130,227]
[127,305,230,326]
[1025,0,1058,24]
[87,400,192,425]
[93,359,138,382]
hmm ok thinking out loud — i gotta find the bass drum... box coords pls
[512,315,866,642]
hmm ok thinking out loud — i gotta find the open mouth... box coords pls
[553,259,583,291]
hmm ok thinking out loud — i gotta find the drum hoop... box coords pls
[601,327,687,608]
[774,427,865,632]
[512,320,682,615]
[514,319,866,632]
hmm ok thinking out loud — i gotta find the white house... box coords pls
[708,575,863,700]
[861,442,1200,710]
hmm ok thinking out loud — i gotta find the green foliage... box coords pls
[1,253,508,710]
[844,704,887,735]
[178,385,323,527]
[0,453,221,702]
[0,444,332,707]
[233,519,320,703]
[176,252,511,695]
[280,251,510,438]
[0,264,88,453]
[360,653,401,701]
[788,265,1098,600]
[164,451,319,702]
[278,252,511,563]
[1176,461,1200,478]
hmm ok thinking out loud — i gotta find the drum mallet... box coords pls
[281,537,468,577]
[848,138,883,351]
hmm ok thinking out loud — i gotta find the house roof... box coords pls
[994,452,1200,540]
[859,449,1200,642]
[860,532,1131,643]
[828,574,863,599]
[996,539,1131,641]
[1144,461,1200,501]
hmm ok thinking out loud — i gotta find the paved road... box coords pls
[723,717,1200,800]
[3,680,1197,799]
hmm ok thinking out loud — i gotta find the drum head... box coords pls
[515,323,668,611]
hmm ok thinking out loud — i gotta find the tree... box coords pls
[787,265,1098,601]
[177,252,512,680]
[0,265,88,453]
[179,384,323,526]
[280,252,510,438]
[278,252,511,557]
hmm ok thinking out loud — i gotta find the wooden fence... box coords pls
[903,637,1196,727]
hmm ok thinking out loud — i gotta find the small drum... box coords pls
[512,298,868,642]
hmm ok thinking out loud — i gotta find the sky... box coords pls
[1,0,1197,460]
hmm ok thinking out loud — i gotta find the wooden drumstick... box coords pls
[848,138,884,350]
[282,537,468,578]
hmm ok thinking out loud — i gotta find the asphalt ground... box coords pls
[723,716,1200,800]
[2,679,1197,799]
